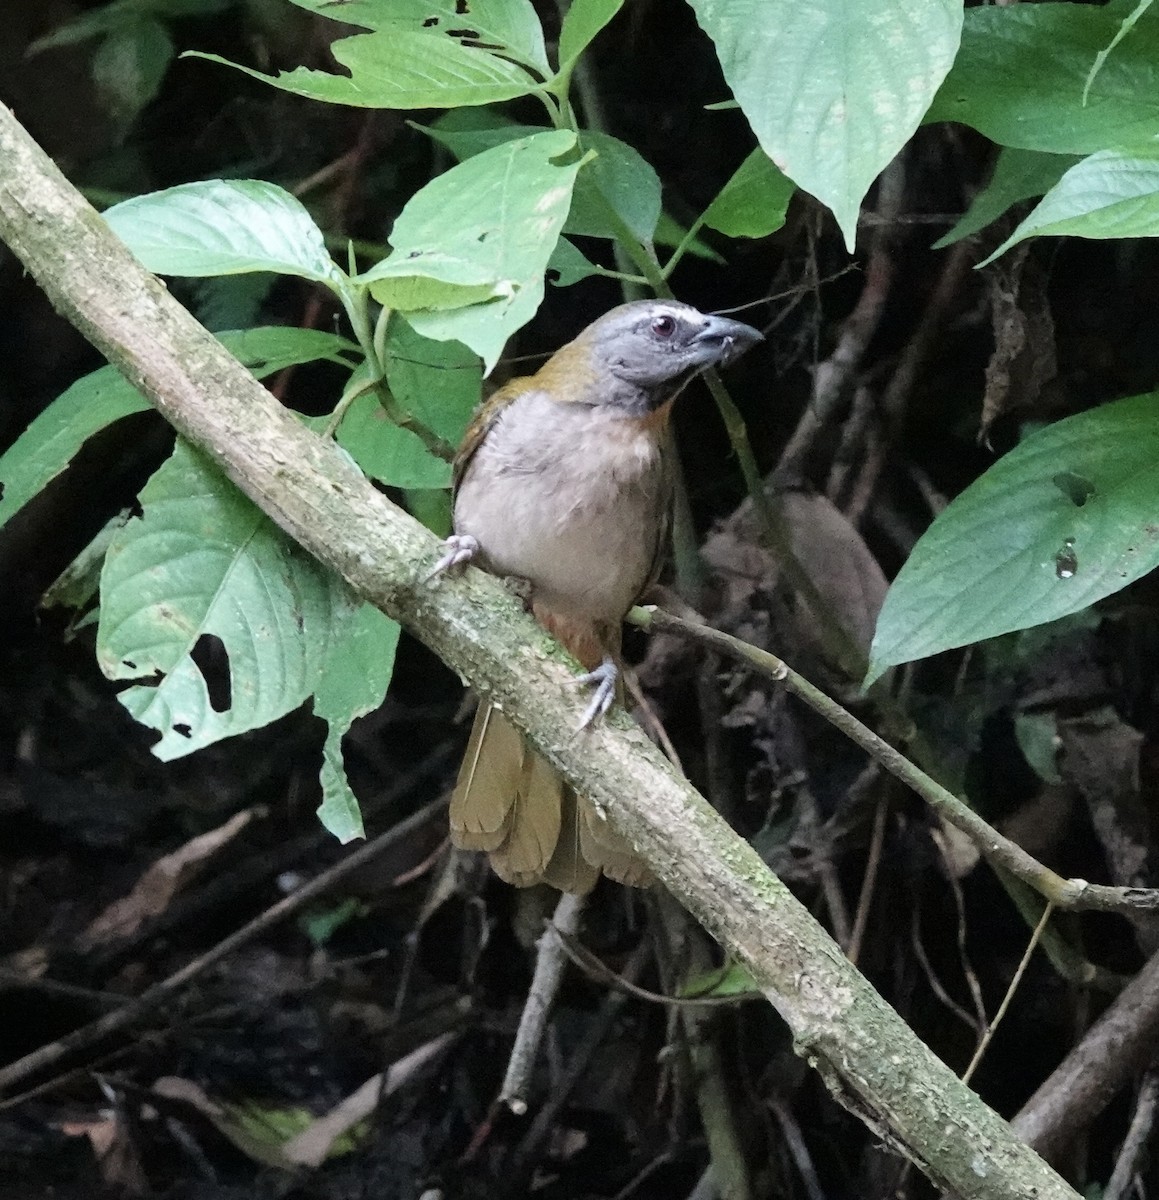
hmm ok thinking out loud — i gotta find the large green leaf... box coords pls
[336,394,452,489]
[97,442,356,759]
[982,146,1159,263]
[91,18,173,134]
[927,4,1159,155]
[424,118,661,244]
[0,327,354,533]
[283,0,550,75]
[935,148,1079,249]
[105,180,341,282]
[867,392,1159,684]
[702,148,795,239]
[314,602,400,843]
[386,320,482,445]
[687,0,961,250]
[189,25,541,110]
[375,129,581,371]
[28,0,231,51]
[558,0,624,71]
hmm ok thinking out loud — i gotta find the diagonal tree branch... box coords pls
[0,101,1079,1200]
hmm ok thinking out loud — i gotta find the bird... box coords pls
[430,299,762,892]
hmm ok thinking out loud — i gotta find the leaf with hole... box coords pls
[314,603,400,843]
[188,9,542,112]
[867,392,1159,684]
[97,442,356,759]
[283,0,550,75]
[379,129,581,371]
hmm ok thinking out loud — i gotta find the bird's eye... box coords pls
[650,314,676,338]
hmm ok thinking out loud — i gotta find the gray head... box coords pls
[576,299,763,389]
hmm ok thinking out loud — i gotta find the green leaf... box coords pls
[299,897,364,946]
[388,129,582,371]
[982,146,1159,264]
[1083,0,1155,105]
[571,132,660,244]
[357,250,509,311]
[217,327,358,374]
[0,371,150,530]
[97,442,357,760]
[687,0,962,251]
[283,0,550,75]
[702,148,795,239]
[314,602,400,843]
[1014,711,1062,784]
[43,512,133,616]
[558,0,624,71]
[386,320,482,445]
[188,24,541,111]
[423,119,661,245]
[927,5,1159,156]
[190,273,277,332]
[935,148,1079,249]
[867,392,1159,684]
[0,327,352,533]
[28,1,138,51]
[336,394,452,489]
[547,236,600,286]
[105,180,341,282]
[680,962,761,999]
[653,213,723,264]
[91,18,173,134]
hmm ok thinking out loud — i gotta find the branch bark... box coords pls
[0,101,1079,1200]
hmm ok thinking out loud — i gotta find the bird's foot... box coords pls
[570,656,618,730]
[426,533,478,581]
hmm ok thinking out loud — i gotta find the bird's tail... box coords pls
[450,702,651,892]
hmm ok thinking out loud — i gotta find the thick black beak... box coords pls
[693,314,764,365]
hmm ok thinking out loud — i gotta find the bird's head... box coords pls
[536,300,763,414]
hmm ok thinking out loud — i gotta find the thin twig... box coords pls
[629,604,1159,919]
[962,902,1055,1086]
[911,902,983,1039]
[847,789,888,965]
[775,157,905,485]
[1105,1070,1159,1200]
[770,1097,827,1200]
[511,937,652,1178]
[554,927,754,1008]
[500,891,586,1114]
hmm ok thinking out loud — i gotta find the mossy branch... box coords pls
[0,101,1078,1200]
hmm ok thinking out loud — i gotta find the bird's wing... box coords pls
[637,430,675,602]
[451,376,529,497]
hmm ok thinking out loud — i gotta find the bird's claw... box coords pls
[570,656,618,730]
[426,533,478,581]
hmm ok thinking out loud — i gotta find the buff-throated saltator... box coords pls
[431,299,762,892]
